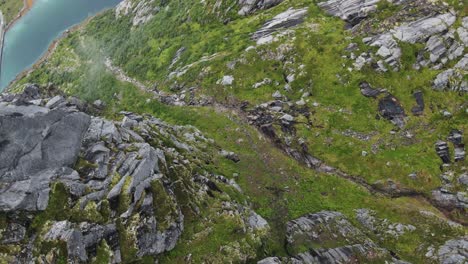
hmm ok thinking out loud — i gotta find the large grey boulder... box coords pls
[0,109,90,179]
[257,257,282,264]
[43,221,88,262]
[0,105,90,211]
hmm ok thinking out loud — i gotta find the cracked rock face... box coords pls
[318,0,380,26]
[392,13,456,44]
[0,103,90,211]
[436,237,468,264]
[252,8,308,45]
[0,85,266,263]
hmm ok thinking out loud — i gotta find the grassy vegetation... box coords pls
[0,0,23,25]
[8,0,468,262]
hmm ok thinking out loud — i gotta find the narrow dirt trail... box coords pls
[104,58,466,226]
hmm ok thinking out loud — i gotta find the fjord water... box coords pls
[0,0,121,90]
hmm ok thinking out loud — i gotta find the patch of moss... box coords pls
[91,240,112,264]
[117,175,133,215]
[116,218,138,262]
[150,180,178,231]
[75,157,99,175]
[31,182,70,231]
[70,201,105,224]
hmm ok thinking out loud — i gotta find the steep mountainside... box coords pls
[1,0,467,263]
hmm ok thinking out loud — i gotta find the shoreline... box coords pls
[5,12,105,91]
[5,0,35,31]
[0,0,34,88]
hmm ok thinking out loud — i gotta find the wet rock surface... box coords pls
[378,94,406,128]
[411,91,424,116]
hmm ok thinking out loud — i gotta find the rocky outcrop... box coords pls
[434,237,468,264]
[359,12,458,72]
[252,8,308,45]
[435,130,466,164]
[431,189,467,211]
[259,210,465,264]
[41,221,118,263]
[359,81,385,97]
[392,13,456,44]
[0,85,266,263]
[431,130,467,219]
[318,0,380,26]
[378,94,406,128]
[435,140,451,164]
[448,129,466,162]
[355,208,416,239]
[259,211,405,263]
[433,55,468,92]
[431,129,467,214]
[238,0,284,16]
[411,91,424,116]
[116,0,159,26]
[327,0,467,84]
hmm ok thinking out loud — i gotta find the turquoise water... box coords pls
[0,0,121,90]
